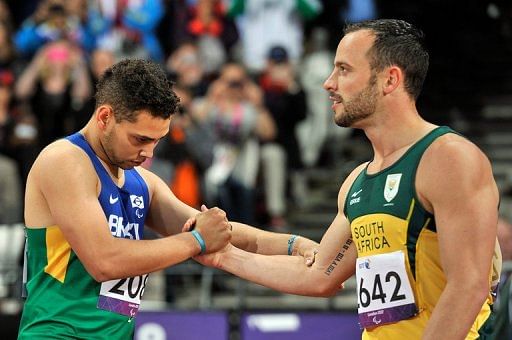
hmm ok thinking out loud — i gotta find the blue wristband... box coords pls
[287,235,299,255]
[191,230,206,254]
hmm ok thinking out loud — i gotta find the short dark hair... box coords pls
[344,19,429,100]
[95,59,179,122]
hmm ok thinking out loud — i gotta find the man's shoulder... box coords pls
[423,133,489,168]
[31,139,95,181]
[418,132,495,199]
[338,161,370,204]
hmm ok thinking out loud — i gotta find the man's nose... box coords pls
[139,144,155,159]
[323,70,336,92]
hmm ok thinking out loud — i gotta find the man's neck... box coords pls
[80,123,123,180]
[363,107,437,170]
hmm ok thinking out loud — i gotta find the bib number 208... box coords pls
[109,275,148,300]
[359,271,406,308]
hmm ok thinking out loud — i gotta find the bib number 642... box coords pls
[359,271,406,308]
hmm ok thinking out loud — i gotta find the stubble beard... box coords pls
[335,75,378,128]
[102,128,133,170]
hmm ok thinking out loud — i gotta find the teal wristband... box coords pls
[287,235,299,255]
[191,230,206,254]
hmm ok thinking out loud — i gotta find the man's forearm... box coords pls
[218,246,333,296]
[231,222,318,255]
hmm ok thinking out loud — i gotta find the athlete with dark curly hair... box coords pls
[18,59,318,339]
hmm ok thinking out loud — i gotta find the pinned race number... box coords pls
[356,251,417,328]
[97,274,149,317]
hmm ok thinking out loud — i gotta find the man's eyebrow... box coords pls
[134,134,157,141]
[335,61,350,68]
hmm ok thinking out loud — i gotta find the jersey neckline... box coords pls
[363,126,446,178]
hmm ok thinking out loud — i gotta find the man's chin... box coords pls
[117,162,136,170]
[334,112,350,127]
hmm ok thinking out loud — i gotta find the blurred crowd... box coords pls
[0,0,383,229]
[1,0,512,231]
[1,3,512,330]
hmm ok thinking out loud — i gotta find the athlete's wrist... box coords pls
[287,235,300,255]
[190,230,206,255]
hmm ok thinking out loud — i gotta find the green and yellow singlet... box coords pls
[344,126,494,340]
[18,133,150,339]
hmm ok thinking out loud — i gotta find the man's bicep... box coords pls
[435,188,498,278]
[142,169,198,236]
[424,142,498,280]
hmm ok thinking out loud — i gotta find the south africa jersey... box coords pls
[344,126,494,340]
[18,133,150,339]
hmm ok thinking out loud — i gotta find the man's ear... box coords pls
[382,66,402,95]
[96,105,113,130]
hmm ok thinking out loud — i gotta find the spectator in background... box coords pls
[0,15,26,78]
[89,0,165,62]
[15,40,92,148]
[89,48,116,82]
[298,27,338,167]
[228,0,322,73]
[0,0,13,30]
[146,84,208,209]
[166,42,209,97]
[64,0,106,51]
[157,0,190,55]
[193,63,275,224]
[0,70,38,223]
[188,0,224,40]
[0,70,22,223]
[343,0,377,23]
[0,155,21,223]
[14,0,95,58]
[75,47,116,129]
[187,0,238,52]
[259,45,308,228]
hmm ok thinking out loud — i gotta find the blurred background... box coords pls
[1,0,512,339]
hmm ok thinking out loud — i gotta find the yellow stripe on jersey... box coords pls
[406,199,415,221]
[44,225,71,283]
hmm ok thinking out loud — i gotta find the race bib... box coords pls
[97,274,149,317]
[356,251,417,328]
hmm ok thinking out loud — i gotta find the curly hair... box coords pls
[344,19,429,100]
[95,59,179,122]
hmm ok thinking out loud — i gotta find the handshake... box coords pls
[182,205,233,258]
[181,205,318,270]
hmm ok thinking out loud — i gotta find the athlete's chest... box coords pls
[347,171,415,255]
[98,175,149,240]
[347,171,413,218]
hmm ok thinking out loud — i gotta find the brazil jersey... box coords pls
[344,126,494,340]
[18,133,150,339]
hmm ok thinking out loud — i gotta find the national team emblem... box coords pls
[384,173,402,202]
[130,195,144,209]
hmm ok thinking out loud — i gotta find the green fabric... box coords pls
[18,228,134,339]
[227,0,245,18]
[227,0,321,20]
[296,0,321,20]
[344,126,453,279]
[487,276,512,340]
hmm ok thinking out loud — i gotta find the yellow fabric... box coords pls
[355,208,493,339]
[44,225,71,283]
[351,209,417,297]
